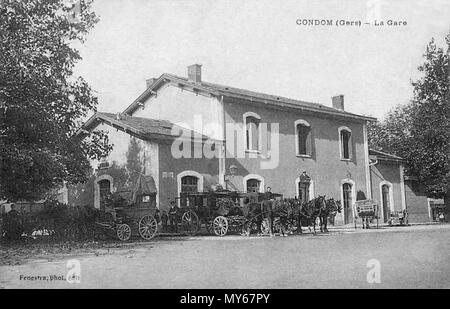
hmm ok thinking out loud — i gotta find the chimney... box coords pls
[332,95,345,110]
[187,64,202,83]
[146,78,157,89]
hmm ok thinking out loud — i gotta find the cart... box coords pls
[388,210,408,226]
[354,199,379,229]
[95,174,159,241]
[177,190,248,237]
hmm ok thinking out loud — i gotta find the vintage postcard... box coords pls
[0,0,449,293]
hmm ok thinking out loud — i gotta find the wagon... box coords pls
[354,199,379,229]
[388,210,408,226]
[176,190,284,237]
[95,174,159,241]
[176,190,247,237]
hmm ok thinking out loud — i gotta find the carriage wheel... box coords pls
[138,215,158,240]
[181,210,200,235]
[116,224,131,241]
[213,216,228,237]
[260,219,271,236]
[287,218,297,234]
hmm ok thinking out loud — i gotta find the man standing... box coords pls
[168,201,178,233]
[262,187,274,237]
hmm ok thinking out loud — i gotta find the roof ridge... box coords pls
[123,72,376,122]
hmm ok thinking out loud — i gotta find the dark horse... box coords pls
[244,197,289,236]
[318,198,342,232]
[299,195,326,234]
[283,196,327,234]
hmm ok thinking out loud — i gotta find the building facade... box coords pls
[74,65,432,225]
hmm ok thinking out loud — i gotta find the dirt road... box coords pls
[1,224,449,288]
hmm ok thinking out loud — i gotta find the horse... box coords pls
[243,197,288,236]
[318,198,342,232]
[283,197,302,234]
[298,195,326,234]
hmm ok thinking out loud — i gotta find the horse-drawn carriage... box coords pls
[95,175,159,241]
[173,191,262,236]
[169,190,287,237]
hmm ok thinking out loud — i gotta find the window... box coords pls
[243,174,264,193]
[181,176,199,193]
[295,120,312,156]
[244,112,261,151]
[246,179,261,193]
[339,127,352,159]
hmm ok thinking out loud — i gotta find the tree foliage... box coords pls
[368,34,450,199]
[0,0,112,202]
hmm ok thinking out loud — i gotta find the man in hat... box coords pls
[168,200,179,233]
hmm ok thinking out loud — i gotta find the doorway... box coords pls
[382,184,391,223]
[342,183,353,224]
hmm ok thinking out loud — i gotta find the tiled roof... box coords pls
[123,73,376,122]
[79,112,210,141]
[369,149,405,162]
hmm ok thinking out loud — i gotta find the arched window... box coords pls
[246,179,261,193]
[243,174,265,193]
[295,120,312,156]
[177,171,204,203]
[181,176,199,193]
[339,126,352,160]
[244,112,261,151]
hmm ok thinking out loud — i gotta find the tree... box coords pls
[368,33,450,207]
[0,0,111,202]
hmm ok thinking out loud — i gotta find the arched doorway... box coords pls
[297,172,312,204]
[342,183,353,224]
[98,179,111,210]
[382,184,391,223]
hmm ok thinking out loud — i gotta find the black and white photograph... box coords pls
[0,0,449,292]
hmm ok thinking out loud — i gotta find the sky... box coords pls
[74,0,450,120]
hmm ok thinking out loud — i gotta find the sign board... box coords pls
[354,199,379,218]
